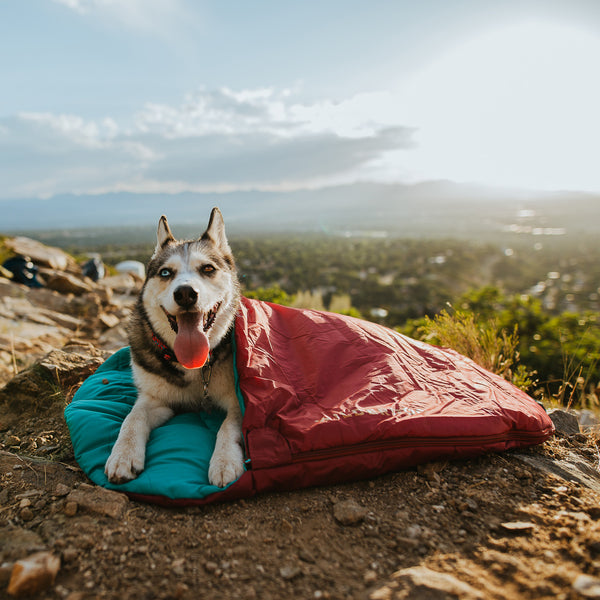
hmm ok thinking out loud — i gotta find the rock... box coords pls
[37,309,84,331]
[0,344,109,414]
[37,345,109,388]
[116,260,145,279]
[333,499,368,525]
[64,501,78,517]
[500,521,536,533]
[548,409,580,436]
[373,566,484,600]
[99,313,121,329]
[364,569,378,584]
[66,483,128,519]
[4,237,77,272]
[573,574,600,598]
[24,287,73,313]
[514,449,600,495]
[19,507,34,522]
[7,551,60,597]
[54,483,71,497]
[99,273,140,295]
[280,564,302,580]
[171,558,186,576]
[40,270,93,296]
[204,561,219,573]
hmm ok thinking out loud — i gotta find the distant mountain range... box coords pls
[2,181,599,240]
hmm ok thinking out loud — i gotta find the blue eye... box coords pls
[159,268,172,278]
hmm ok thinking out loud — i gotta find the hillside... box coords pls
[1,235,600,599]
[4,182,600,240]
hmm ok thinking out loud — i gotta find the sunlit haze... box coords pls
[2,0,600,211]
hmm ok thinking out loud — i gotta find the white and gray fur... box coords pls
[105,208,244,488]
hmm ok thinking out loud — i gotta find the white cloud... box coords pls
[0,88,415,199]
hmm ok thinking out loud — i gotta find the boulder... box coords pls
[39,269,93,296]
[4,237,77,272]
[0,343,110,416]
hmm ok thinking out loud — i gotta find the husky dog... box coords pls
[105,208,245,488]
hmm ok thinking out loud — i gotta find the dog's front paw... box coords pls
[208,443,244,488]
[105,445,145,484]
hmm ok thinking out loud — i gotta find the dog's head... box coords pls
[141,207,240,369]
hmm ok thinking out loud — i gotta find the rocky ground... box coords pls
[1,237,600,599]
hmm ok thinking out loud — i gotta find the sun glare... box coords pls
[397,22,600,192]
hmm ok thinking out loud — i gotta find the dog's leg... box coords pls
[208,395,245,487]
[105,396,173,484]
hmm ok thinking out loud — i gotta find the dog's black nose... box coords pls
[174,285,198,308]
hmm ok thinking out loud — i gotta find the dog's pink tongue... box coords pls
[173,313,209,369]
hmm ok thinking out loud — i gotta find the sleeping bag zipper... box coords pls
[286,426,554,465]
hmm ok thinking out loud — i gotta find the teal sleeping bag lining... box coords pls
[64,347,244,501]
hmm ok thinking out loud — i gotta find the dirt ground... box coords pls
[1,394,600,600]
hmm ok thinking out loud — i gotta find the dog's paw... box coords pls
[208,443,244,488]
[105,446,145,484]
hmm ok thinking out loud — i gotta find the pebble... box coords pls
[573,574,600,599]
[65,483,128,519]
[55,483,71,497]
[7,551,61,596]
[384,566,484,600]
[64,501,78,517]
[19,507,35,522]
[500,521,536,533]
[204,561,219,573]
[62,547,79,563]
[364,570,378,584]
[280,565,301,580]
[171,558,185,576]
[333,499,368,525]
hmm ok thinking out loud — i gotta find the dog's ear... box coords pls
[201,207,231,254]
[154,215,175,256]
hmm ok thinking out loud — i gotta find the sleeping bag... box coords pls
[65,297,554,505]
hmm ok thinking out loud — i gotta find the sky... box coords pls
[2,0,600,203]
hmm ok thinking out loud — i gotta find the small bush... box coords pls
[416,307,537,392]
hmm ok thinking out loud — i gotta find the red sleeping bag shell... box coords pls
[213,297,554,501]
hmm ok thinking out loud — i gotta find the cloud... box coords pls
[0,88,416,199]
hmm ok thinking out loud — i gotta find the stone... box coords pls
[388,566,484,600]
[54,483,71,497]
[64,501,78,517]
[280,564,302,580]
[500,521,536,533]
[7,551,61,597]
[4,237,76,272]
[0,345,109,414]
[66,484,128,520]
[333,499,368,525]
[99,313,121,329]
[40,270,93,296]
[171,558,186,576]
[573,574,600,599]
[514,449,600,495]
[548,409,580,436]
